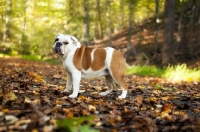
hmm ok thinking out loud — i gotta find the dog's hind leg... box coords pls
[109,50,127,99]
[99,74,115,96]
[112,75,127,99]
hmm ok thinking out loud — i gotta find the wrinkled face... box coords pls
[53,34,80,56]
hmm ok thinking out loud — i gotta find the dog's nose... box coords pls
[56,42,62,47]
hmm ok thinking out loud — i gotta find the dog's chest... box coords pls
[63,51,76,72]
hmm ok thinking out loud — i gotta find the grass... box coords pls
[163,64,200,82]
[20,55,58,65]
[0,53,58,65]
[126,64,200,82]
[126,65,163,77]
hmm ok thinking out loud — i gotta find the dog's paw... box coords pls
[118,95,126,99]
[68,94,78,98]
[118,90,127,99]
[99,89,112,96]
[99,92,108,96]
[63,88,71,93]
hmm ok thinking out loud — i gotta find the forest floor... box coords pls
[0,57,200,132]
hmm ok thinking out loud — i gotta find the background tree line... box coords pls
[0,0,200,65]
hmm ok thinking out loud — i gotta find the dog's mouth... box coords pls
[54,47,64,55]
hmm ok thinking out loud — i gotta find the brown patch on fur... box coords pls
[91,48,106,71]
[73,46,86,71]
[110,50,127,90]
[82,47,93,70]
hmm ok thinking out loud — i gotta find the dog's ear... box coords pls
[55,34,61,38]
[71,36,81,47]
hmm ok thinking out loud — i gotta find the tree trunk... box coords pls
[199,16,200,45]
[3,0,12,42]
[83,0,90,46]
[119,0,124,30]
[20,0,29,54]
[127,1,137,55]
[96,0,102,39]
[162,0,175,66]
[177,0,184,42]
[127,2,133,49]
[189,4,195,55]
[106,0,112,47]
[154,0,160,52]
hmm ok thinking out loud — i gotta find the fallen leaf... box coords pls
[162,103,172,112]
[136,95,143,107]
[5,115,19,125]
[162,87,173,91]
[88,105,96,112]
[3,92,18,103]
[66,112,74,118]
[161,96,170,101]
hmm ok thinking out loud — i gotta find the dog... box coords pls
[53,34,127,98]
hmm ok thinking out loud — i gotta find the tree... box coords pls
[162,0,175,65]
[83,0,90,46]
[106,0,112,46]
[3,0,12,42]
[0,0,166,60]
[154,0,160,52]
[119,0,124,30]
[126,0,138,56]
[95,0,103,39]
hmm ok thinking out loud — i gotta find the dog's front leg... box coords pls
[68,70,81,98]
[64,72,72,92]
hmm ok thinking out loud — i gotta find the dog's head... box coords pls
[53,34,81,56]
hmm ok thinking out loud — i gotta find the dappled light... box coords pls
[1,0,200,131]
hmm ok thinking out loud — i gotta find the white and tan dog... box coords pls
[53,34,127,98]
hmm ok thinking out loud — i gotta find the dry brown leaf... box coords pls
[5,115,19,125]
[161,96,170,101]
[108,119,116,126]
[79,95,87,100]
[66,112,74,118]
[162,103,172,112]
[82,109,89,115]
[136,95,143,107]
[88,105,96,112]
[3,92,18,103]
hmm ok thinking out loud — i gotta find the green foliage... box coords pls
[20,55,42,61]
[57,116,99,132]
[154,84,173,91]
[164,64,200,82]
[20,55,57,65]
[126,64,200,82]
[126,65,163,77]
[0,0,163,56]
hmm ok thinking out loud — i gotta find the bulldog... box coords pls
[53,34,127,99]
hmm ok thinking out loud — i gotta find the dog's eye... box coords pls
[63,42,69,45]
[55,38,59,42]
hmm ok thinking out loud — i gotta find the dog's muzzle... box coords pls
[54,42,62,53]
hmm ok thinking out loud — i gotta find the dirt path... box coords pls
[0,57,200,131]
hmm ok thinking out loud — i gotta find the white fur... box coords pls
[53,34,127,99]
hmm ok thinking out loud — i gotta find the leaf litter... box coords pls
[0,58,200,132]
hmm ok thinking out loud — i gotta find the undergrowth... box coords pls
[0,54,57,65]
[126,64,200,82]
[57,116,98,132]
